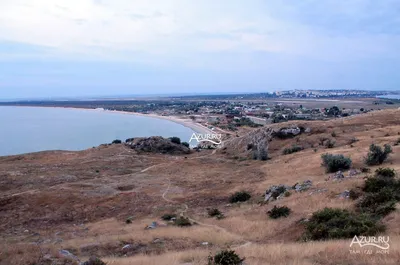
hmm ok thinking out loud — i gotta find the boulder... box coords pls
[331,171,345,180]
[59,250,80,262]
[294,180,313,192]
[265,184,292,201]
[338,190,350,199]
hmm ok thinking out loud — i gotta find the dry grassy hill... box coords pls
[1,109,400,265]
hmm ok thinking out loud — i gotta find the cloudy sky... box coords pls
[1,0,400,99]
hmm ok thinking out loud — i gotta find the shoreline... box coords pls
[105,109,215,135]
[2,105,215,135]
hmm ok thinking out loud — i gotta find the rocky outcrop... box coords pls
[272,126,302,139]
[264,180,313,202]
[126,137,190,154]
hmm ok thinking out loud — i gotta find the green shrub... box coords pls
[283,145,304,155]
[208,249,245,265]
[229,191,251,203]
[112,139,122,144]
[304,208,384,240]
[175,217,192,227]
[125,217,133,224]
[82,256,107,265]
[349,188,362,200]
[267,206,291,219]
[208,208,222,218]
[331,131,337,137]
[321,154,352,173]
[161,213,177,221]
[361,167,371,173]
[181,142,190,148]
[363,177,395,193]
[365,144,393,166]
[325,139,335,148]
[394,138,400,146]
[357,188,397,217]
[169,137,181,145]
[375,168,396,178]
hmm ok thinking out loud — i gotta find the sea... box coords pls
[0,106,195,156]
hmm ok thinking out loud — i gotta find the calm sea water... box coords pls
[0,107,195,156]
[378,95,400,99]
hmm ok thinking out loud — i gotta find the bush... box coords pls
[304,208,384,240]
[365,144,393,166]
[267,206,291,219]
[375,168,396,178]
[394,138,400,146]
[348,137,359,145]
[349,188,362,200]
[125,216,133,224]
[175,216,191,227]
[208,249,245,265]
[112,139,122,144]
[161,213,176,221]
[357,188,397,217]
[361,167,371,173]
[82,256,107,265]
[283,145,304,155]
[321,154,352,173]
[363,177,395,193]
[331,131,337,137]
[229,191,251,203]
[208,208,222,218]
[169,137,181,145]
[181,142,190,148]
[325,139,335,148]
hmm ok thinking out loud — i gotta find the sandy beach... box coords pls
[109,110,215,135]
[56,107,215,135]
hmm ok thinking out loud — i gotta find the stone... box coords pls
[59,250,80,262]
[331,171,345,180]
[348,169,360,177]
[295,180,313,192]
[338,190,350,199]
[122,244,132,250]
[146,221,158,229]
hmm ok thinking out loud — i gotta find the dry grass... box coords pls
[1,109,400,265]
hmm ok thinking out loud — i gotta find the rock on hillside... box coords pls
[126,136,190,154]
[221,125,305,158]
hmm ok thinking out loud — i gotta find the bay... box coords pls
[0,106,195,156]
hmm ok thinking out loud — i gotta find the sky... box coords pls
[0,0,400,99]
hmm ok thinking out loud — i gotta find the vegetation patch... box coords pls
[229,191,251,203]
[207,208,224,219]
[283,145,304,155]
[375,167,396,178]
[169,137,181,145]
[82,256,107,265]
[365,144,392,166]
[208,249,245,265]
[267,206,291,219]
[304,208,384,240]
[357,188,397,218]
[161,213,177,221]
[321,154,352,173]
[174,216,192,227]
[112,139,122,144]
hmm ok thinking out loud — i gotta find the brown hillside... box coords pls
[0,109,400,265]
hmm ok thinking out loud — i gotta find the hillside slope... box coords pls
[1,109,400,265]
